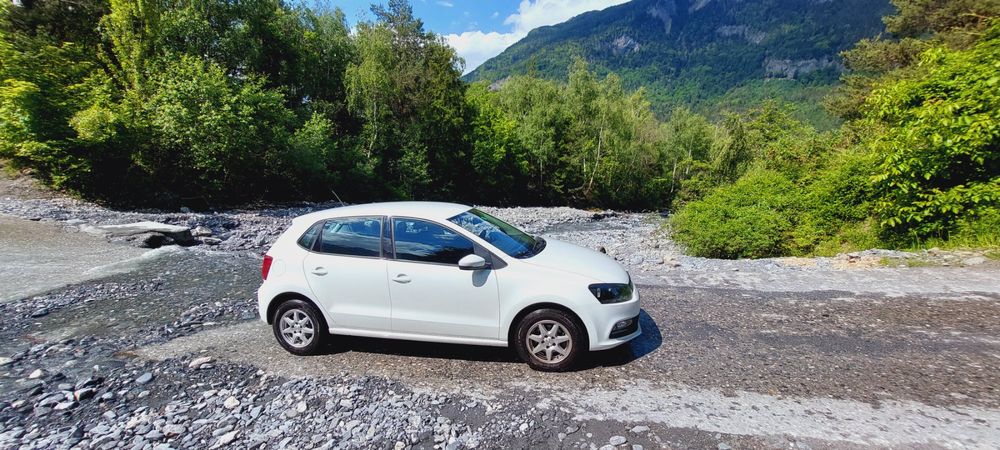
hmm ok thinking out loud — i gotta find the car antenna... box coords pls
[330,189,344,205]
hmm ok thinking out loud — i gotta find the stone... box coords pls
[718,444,732,450]
[163,424,186,437]
[0,357,11,366]
[73,388,96,401]
[223,396,240,410]
[630,426,649,434]
[54,400,78,411]
[30,308,49,318]
[201,237,223,246]
[295,401,307,413]
[610,435,628,446]
[145,430,164,441]
[135,372,154,385]
[75,376,103,390]
[189,356,214,369]
[86,222,196,245]
[28,369,44,379]
[127,232,174,248]
[214,430,238,448]
[192,226,213,237]
[963,256,987,266]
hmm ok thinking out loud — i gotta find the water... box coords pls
[0,216,172,303]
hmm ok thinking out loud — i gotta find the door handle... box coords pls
[392,274,411,284]
[311,267,327,276]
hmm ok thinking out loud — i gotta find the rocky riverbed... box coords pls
[2,173,1000,449]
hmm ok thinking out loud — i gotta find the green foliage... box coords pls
[671,170,803,258]
[462,59,671,208]
[140,55,295,199]
[865,22,1000,240]
[345,0,469,199]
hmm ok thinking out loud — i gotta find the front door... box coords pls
[303,216,390,332]
[387,217,500,340]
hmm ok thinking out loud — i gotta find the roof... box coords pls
[293,201,472,225]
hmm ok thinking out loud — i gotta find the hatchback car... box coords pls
[257,202,640,371]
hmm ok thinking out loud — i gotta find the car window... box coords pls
[393,218,474,265]
[297,221,322,249]
[448,209,540,258]
[316,217,382,257]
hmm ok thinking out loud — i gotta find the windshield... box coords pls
[448,209,543,259]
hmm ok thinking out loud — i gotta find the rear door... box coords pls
[302,216,390,332]
[386,217,500,340]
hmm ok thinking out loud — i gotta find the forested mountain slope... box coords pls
[465,0,893,127]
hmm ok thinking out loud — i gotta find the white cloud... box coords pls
[445,0,630,74]
[436,1,453,7]
[446,30,523,74]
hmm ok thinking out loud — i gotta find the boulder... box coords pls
[125,232,175,249]
[85,221,196,246]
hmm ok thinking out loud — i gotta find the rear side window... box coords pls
[316,217,382,257]
[297,222,322,249]
[393,218,474,265]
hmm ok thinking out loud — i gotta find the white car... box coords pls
[257,202,640,371]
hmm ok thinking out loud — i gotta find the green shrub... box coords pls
[670,169,802,259]
[792,149,882,253]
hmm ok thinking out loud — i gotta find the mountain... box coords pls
[464,0,893,128]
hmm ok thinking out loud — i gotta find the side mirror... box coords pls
[458,254,490,271]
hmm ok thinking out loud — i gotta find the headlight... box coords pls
[588,281,633,304]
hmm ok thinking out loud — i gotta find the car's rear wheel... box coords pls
[515,309,584,371]
[272,299,326,355]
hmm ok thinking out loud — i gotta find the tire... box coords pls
[515,309,585,371]
[272,299,327,355]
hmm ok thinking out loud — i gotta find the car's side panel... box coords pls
[386,259,501,339]
[303,252,391,331]
[494,264,603,348]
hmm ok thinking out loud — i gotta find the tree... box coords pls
[866,21,1000,240]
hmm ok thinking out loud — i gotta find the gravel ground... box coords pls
[2,172,1000,449]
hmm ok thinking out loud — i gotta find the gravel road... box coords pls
[1,173,999,449]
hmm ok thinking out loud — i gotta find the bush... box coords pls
[792,149,881,253]
[670,169,802,259]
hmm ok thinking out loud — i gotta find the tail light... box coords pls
[262,255,273,280]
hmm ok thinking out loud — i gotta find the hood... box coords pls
[522,238,629,283]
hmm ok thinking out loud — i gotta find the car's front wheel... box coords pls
[515,309,584,371]
[272,299,326,355]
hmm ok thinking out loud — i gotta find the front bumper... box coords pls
[588,287,642,351]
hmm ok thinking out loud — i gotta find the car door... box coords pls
[387,217,500,340]
[302,216,391,332]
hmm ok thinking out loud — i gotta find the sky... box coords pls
[324,0,631,74]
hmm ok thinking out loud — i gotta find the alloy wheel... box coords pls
[525,320,573,363]
[279,308,315,348]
